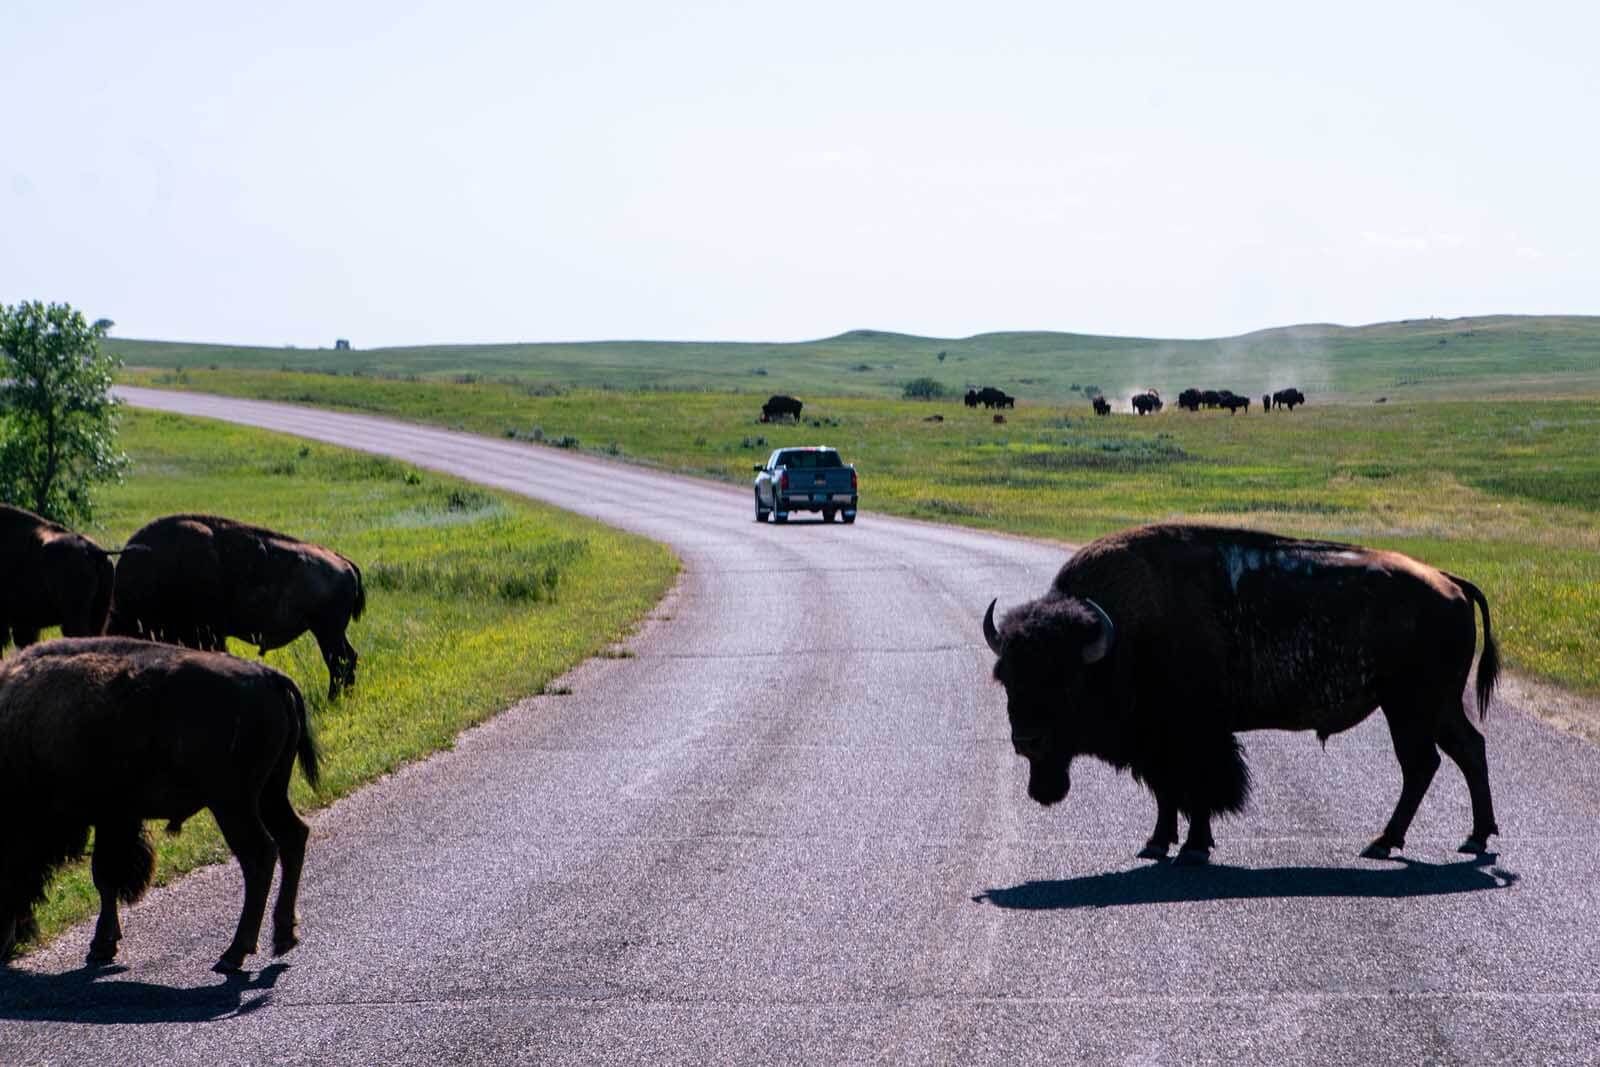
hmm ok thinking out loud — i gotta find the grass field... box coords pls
[21,408,678,952]
[120,367,1600,699]
[109,313,1600,405]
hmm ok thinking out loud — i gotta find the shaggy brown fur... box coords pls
[985,523,1499,865]
[108,514,365,698]
[0,504,115,651]
[0,638,319,972]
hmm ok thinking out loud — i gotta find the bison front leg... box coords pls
[1175,813,1216,866]
[1138,794,1180,860]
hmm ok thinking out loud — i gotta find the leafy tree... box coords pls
[0,301,129,525]
[902,376,950,400]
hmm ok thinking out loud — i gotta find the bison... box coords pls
[0,638,319,971]
[1131,392,1162,416]
[982,523,1499,866]
[761,395,804,422]
[1262,393,1272,411]
[108,515,366,698]
[1218,391,1250,414]
[1091,396,1111,416]
[0,504,115,652]
[1177,389,1202,412]
[1272,388,1306,411]
[964,389,979,408]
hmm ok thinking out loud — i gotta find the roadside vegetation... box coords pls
[23,408,678,950]
[120,368,1600,697]
[109,313,1600,404]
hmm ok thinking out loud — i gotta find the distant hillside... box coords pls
[107,314,1600,404]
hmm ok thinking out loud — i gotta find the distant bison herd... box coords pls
[965,386,1015,409]
[0,502,362,971]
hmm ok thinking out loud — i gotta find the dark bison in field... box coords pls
[108,515,366,698]
[0,638,319,971]
[973,386,1014,409]
[964,389,979,408]
[1218,391,1250,414]
[1262,393,1272,411]
[1131,391,1162,415]
[0,505,115,651]
[1272,388,1306,411]
[982,523,1499,865]
[1177,389,1202,412]
[1091,396,1111,416]
[761,395,803,421]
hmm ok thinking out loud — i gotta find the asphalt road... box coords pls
[4,388,1599,1065]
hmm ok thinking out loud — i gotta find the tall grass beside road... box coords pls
[120,369,1600,697]
[21,409,678,951]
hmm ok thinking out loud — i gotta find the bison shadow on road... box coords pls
[975,856,1518,911]
[0,961,288,1025]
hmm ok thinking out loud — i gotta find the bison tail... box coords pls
[349,558,366,623]
[1446,572,1499,719]
[282,675,322,791]
[95,823,158,905]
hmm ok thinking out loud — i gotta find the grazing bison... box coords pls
[761,394,804,422]
[1218,392,1250,414]
[0,638,319,971]
[0,505,115,651]
[1262,393,1272,411]
[1091,396,1111,416]
[1131,391,1163,416]
[982,523,1499,866]
[1198,389,1221,409]
[964,389,979,408]
[1272,388,1306,411]
[1177,389,1202,412]
[109,515,366,698]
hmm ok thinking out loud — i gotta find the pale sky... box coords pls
[4,1,1597,347]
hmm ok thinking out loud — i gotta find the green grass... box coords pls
[110,313,1600,405]
[21,408,678,953]
[119,369,1600,698]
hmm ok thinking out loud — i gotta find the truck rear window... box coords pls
[777,450,842,469]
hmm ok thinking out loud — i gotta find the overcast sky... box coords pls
[4,1,1597,347]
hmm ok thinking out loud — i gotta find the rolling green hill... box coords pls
[108,314,1600,405]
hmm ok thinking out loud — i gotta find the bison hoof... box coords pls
[272,931,300,957]
[213,949,249,974]
[1360,841,1395,860]
[1136,843,1171,861]
[85,943,118,965]
[1458,836,1492,856]
[1173,848,1211,866]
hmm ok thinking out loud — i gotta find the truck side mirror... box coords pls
[752,464,764,472]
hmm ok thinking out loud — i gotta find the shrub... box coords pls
[902,377,950,400]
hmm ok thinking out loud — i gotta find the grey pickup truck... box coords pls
[753,446,858,524]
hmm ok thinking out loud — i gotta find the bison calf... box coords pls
[0,638,319,972]
[983,523,1499,866]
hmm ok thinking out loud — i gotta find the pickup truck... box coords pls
[753,446,858,524]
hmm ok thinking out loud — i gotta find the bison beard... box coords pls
[983,523,1499,867]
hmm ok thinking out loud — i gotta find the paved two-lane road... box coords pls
[4,387,1599,1065]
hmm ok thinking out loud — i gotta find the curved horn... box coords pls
[1080,597,1116,664]
[983,599,1003,654]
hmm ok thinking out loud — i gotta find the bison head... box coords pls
[983,595,1115,806]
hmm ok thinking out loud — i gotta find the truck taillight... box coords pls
[779,471,789,491]
[850,468,857,490]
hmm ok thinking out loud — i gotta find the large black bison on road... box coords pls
[982,523,1499,865]
[0,638,319,971]
[0,504,115,651]
[109,515,366,698]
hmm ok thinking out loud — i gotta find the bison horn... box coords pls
[1080,597,1116,664]
[983,599,1002,654]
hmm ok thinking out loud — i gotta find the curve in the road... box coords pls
[4,387,1598,1066]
